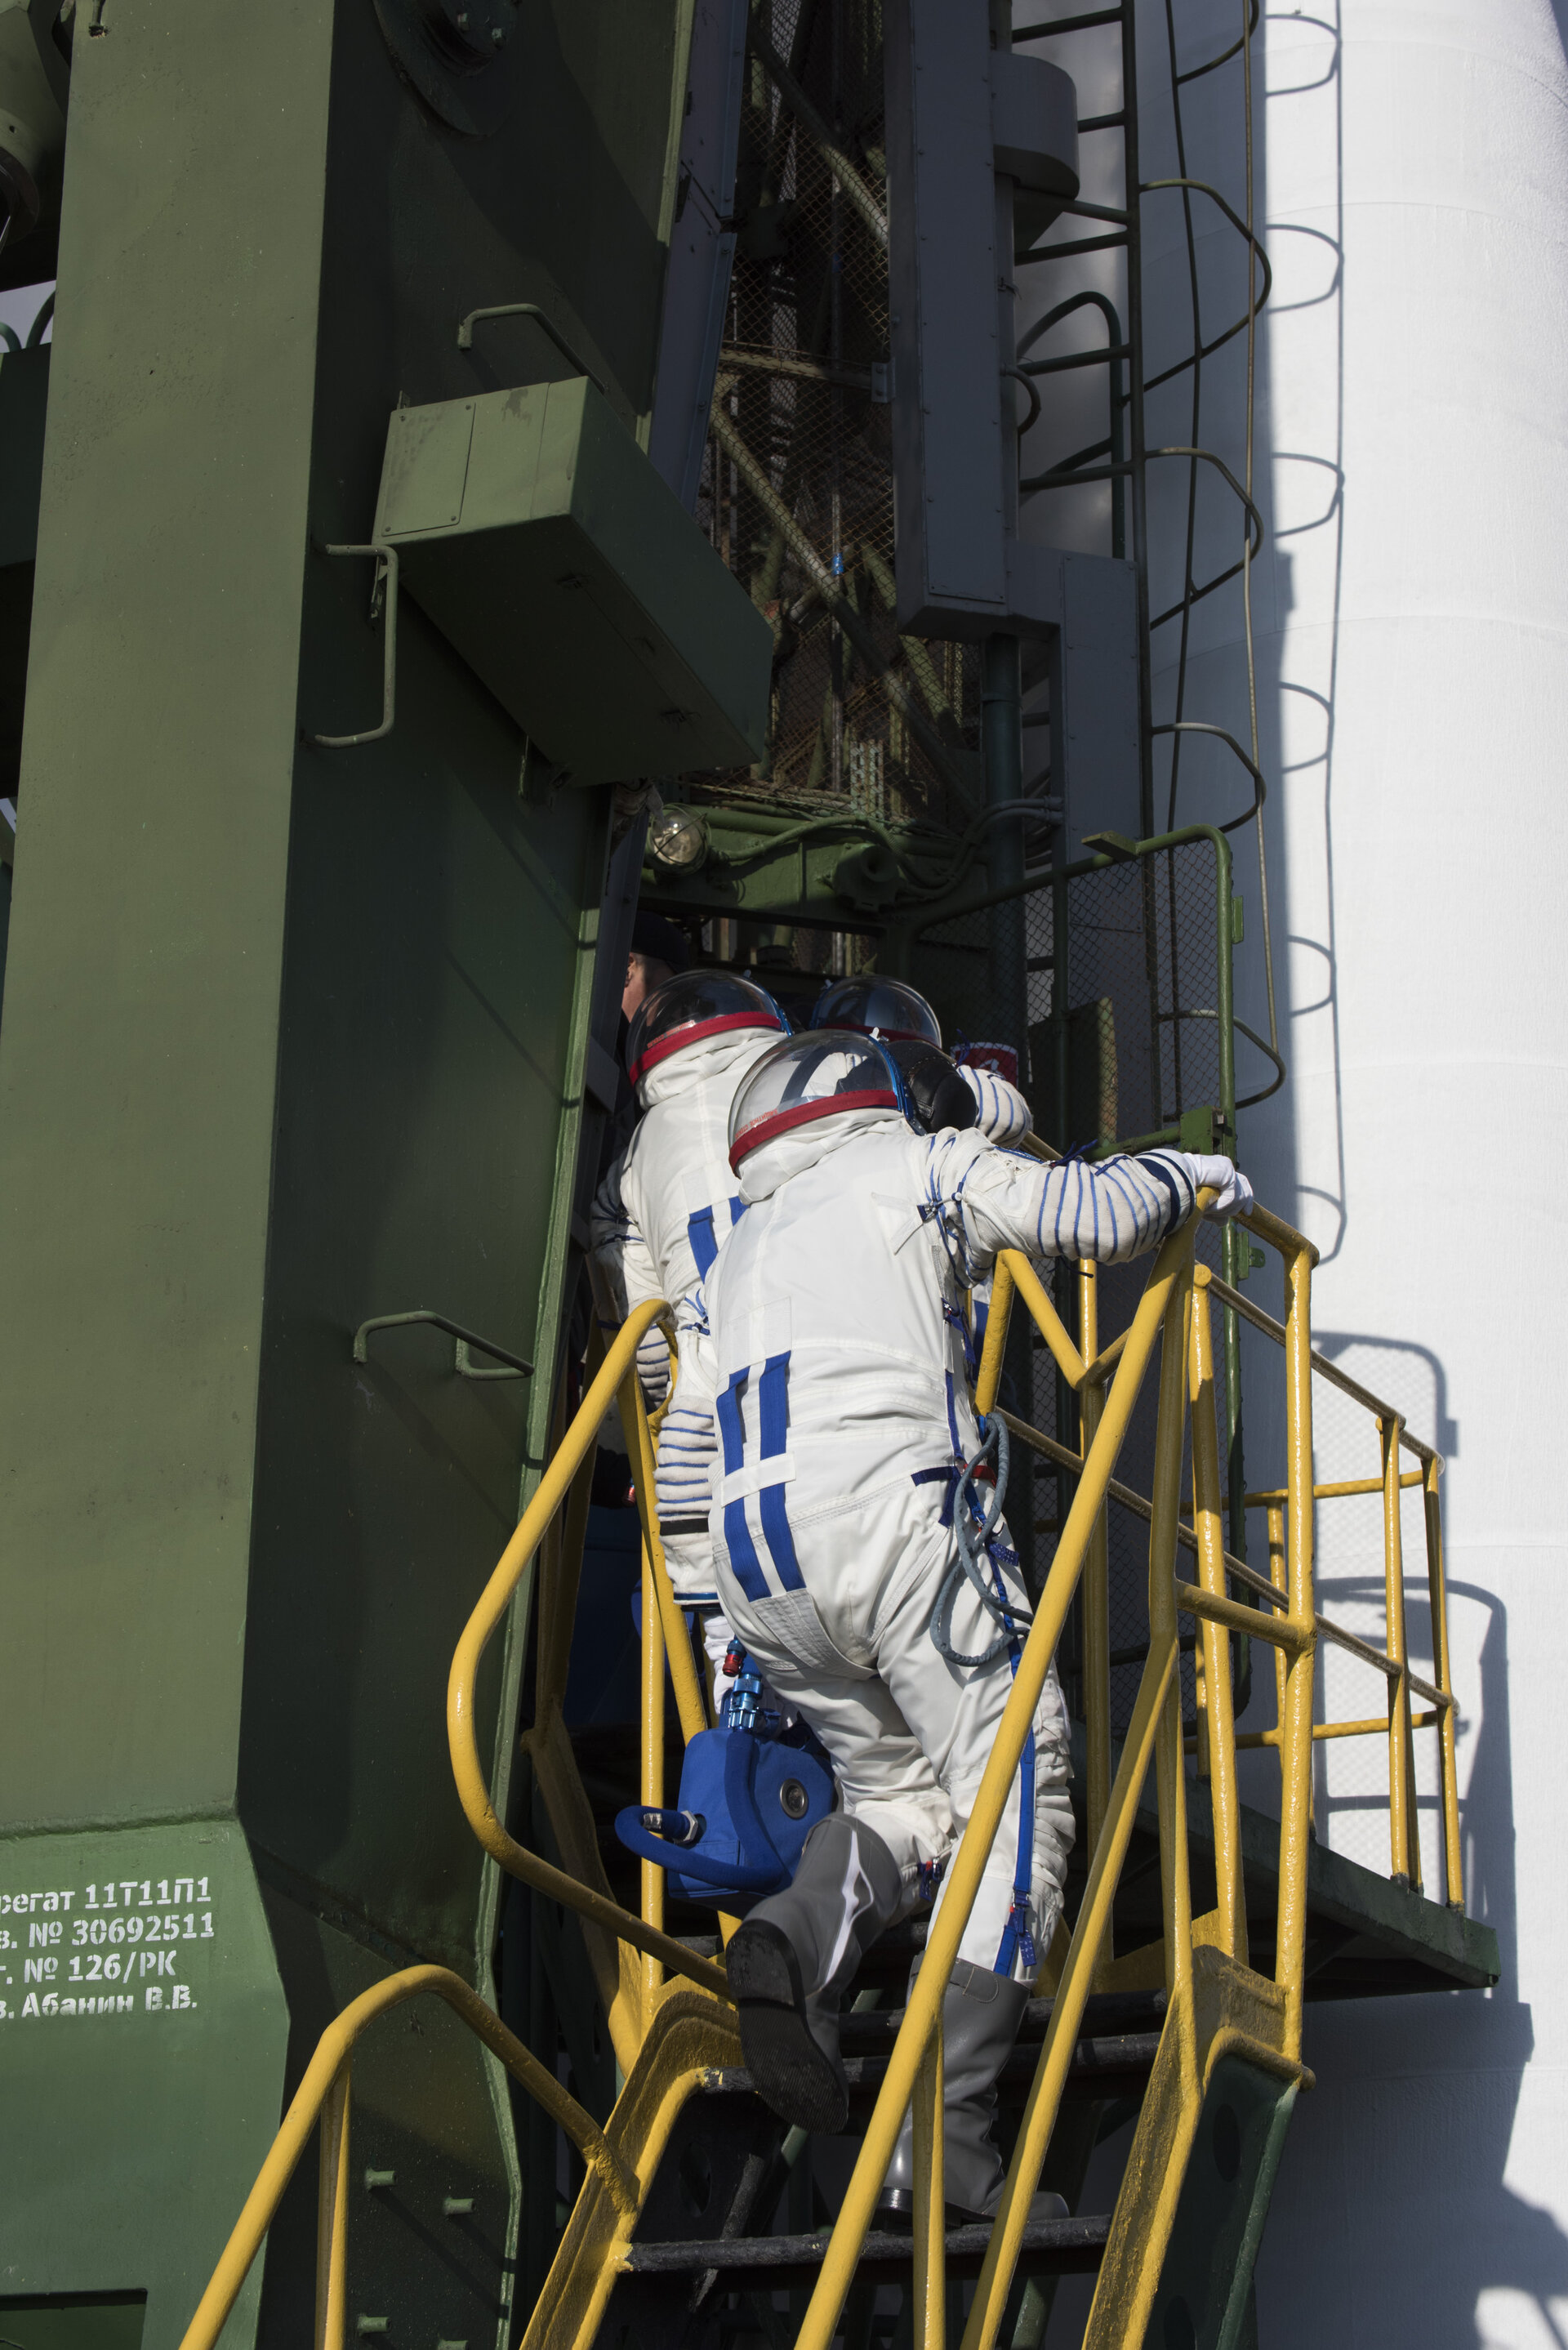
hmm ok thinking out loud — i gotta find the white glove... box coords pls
[1188,1154,1254,1221]
[959,1064,1035,1146]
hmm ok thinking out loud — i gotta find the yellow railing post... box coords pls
[974,1254,1016,1419]
[1150,1269,1195,2006]
[792,1220,1200,2350]
[1275,1242,1317,2059]
[314,2062,351,2350]
[1190,1274,1246,1964]
[959,1225,1206,2350]
[446,1297,730,2004]
[1379,1414,1420,1889]
[1266,1501,1288,1746]
[1423,1457,1464,1907]
[641,1532,666,2027]
[178,1967,638,2350]
[619,1352,712,1747]
[961,1549,1187,2350]
[911,2019,946,2350]
[1078,1260,1112,1890]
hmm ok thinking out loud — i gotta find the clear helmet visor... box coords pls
[727,1028,910,1170]
[807,974,942,1047]
[627,969,788,1086]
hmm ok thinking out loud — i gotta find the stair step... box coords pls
[833,1989,1167,2055]
[621,2214,1111,2288]
[703,2030,1160,2109]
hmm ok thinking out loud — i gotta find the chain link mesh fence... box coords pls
[691,0,978,843]
[911,836,1233,1732]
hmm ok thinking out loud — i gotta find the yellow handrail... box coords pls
[180,1169,1468,2350]
[446,1295,730,2004]
[792,1207,1210,2350]
[176,1966,635,2350]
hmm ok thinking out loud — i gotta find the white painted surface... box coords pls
[1158,2,1568,2339]
[1015,1,1568,2337]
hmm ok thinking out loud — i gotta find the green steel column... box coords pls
[0,2,695,2343]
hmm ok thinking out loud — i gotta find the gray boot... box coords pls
[728,1813,903,2135]
[879,1955,1031,2222]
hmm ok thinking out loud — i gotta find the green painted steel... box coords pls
[641,802,971,930]
[0,0,699,2339]
[0,341,47,804]
[0,1823,284,2349]
[376,380,773,782]
[1140,2055,1298,2350]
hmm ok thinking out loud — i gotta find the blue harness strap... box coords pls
[688,1195,747,1282]
[943,1298,980,1385]
[716,1367,768,1600]
[911,1370,970,1527]
[688,1206,720,1279]
[755,1349,804,1592]
[716,1351,803,1599]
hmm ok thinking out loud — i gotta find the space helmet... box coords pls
[626,969,789,1090]
[808,974,942,1048]
[728,1028,913,1173]
[886,1038,978,1135]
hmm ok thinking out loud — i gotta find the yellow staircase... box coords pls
[175,1191,1490,2350]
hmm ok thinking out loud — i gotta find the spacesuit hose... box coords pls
[929,1416,1033,1667]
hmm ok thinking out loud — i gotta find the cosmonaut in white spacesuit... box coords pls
[675,1028,1251,2218]
[590,970,788,1632]
[809,972,1036,1148]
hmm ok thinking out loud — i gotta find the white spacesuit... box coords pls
[590,970,788,1612]
[676,1028,1250,2214]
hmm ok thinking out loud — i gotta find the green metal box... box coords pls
[373,377,772,783]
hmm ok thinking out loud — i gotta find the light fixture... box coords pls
[648,805,710,873]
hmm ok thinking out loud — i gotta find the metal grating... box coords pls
[692,0,979,833]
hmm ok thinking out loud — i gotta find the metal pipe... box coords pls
[1173,1580,1307,1652]
[1424,1458,1465,1908]
[1079,1262,1111,1868]
[748,21,889,249]
[304,545,400,751]
[1379,1416,1417,1888]
[446,1296,731,2005]
[177,1966,636,2350]
[314,2065,351,2350]
[912,2022,945,2350]
[706,404,980,813]
[791,1219,1203,2350]
[1205,1265,1440,1466]
[1119,0,1155,835]
[621,1371,711,1746]
[1245,1471,1423,1505]
[1190,1284,1246,1962]
[962,1612,1181,2350]
[1267,1502,1288,1768]
[640,1532,666,2023]
[1150,1276,1196,2004]
[1222,1710,1441,1753]
[1275,1246,1318,2059]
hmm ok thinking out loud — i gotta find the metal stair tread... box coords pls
[621,2212,1113,2285]
[702,2028,1161,2105]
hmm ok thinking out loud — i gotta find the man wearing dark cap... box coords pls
[624,911,691,1026]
